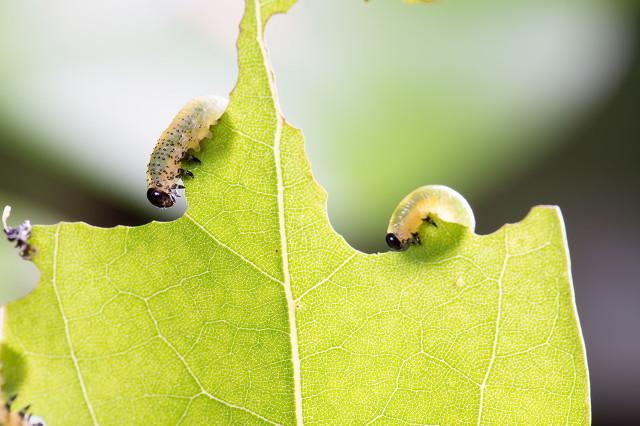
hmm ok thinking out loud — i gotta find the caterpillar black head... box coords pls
[147,188,175,208]
[385,233,410,251]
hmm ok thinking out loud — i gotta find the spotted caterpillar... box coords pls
[146,95,228,208]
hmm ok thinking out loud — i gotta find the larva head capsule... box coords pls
[385,232,409,251]
[147,188,175,208]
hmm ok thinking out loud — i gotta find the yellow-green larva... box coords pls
[385,185,475,251]
[146,95,228,208]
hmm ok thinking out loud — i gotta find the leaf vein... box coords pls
[142,293,281,425]
[295,253,356,302]
[184,212,283,285]
[252,0,303,424]
[52,225,99,425]
[477,226,509,425]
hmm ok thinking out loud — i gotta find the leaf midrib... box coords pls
[251,1,303,424]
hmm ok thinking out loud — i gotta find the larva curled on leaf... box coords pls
[385,185,475,251]
[146,95,228,208]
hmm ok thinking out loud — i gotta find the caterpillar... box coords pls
[385,185,475,251]
[146,95,228,208]
[0,394,45,426]
[2,206,34,260]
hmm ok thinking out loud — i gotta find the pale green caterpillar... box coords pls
[386,185,475,251]
[146,95,228,208]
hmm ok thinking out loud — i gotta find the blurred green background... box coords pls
[1,0,638,422]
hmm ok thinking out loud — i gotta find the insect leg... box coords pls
[423,215,438,227]
[178,168,194,178]
[5,394,17,410]
[411,232,421,245]
[18,404,31,419]
[183,153,201,164]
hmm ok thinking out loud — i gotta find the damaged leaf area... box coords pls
[1,0,589,424]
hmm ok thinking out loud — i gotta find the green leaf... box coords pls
[1,0,589,424]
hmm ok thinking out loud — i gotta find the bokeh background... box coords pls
[1,0,638,423]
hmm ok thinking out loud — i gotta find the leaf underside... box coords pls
[1,0,589,424]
